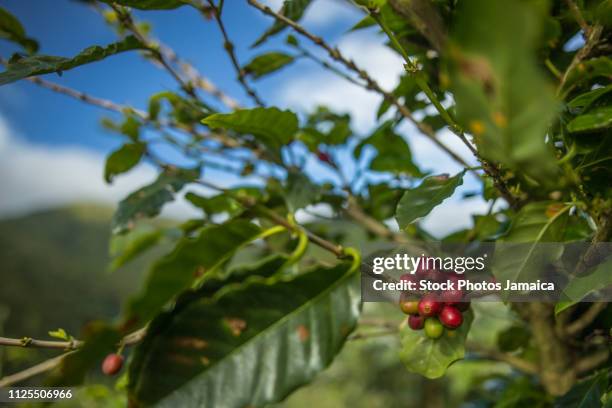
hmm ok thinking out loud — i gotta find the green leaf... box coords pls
[560,257,612,306]
[48,328,69,341]
[148,91,209,125]
[561,57,612,97]
[202,107,298,153]
[128,261,361,407]
[567,106,612,133]
[567,85,612,113]
[285,171,322,212]
[126,219,263,324]
[104,142,145,184]
[0,6,38,53]
[555,371,609,408]
[98,0,188,9]
[243,52,294,80]
[199,254,290,298]
[356,121,424,176]
[395,171,465,229]
[399,310,473,379]
[0,36,143,86]
[185,191,243,218]
[448,0,558,181]
[492,202,568,285]
[299,107,352,149]
[109,225,163,271]
[252,0,312,47]
[112,168,199,234]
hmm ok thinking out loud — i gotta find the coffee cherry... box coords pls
[102,353,124,376]
[316,151,332,164]
[418,294,443,317]
[439,306,463,329]
[400,299,419,315]
[424,318,444,339]
[408,314,424,330]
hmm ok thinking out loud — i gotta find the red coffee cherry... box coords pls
[408,314,425,330]
[418,294,443,317]
[316,151,332,164]
[102,353,124,376]
[439,306,463,329]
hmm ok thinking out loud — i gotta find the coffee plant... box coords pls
[0,0,611,406]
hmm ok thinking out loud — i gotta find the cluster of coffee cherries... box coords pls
[399,269,470,339]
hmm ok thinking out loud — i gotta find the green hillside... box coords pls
[0,205,150,339]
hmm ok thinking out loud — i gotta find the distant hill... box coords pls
[0,205,152,340]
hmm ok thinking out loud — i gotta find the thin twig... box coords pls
[246,0,471,171]
[467,342,538,375]
[0,327,146,351]
[576,348,610,374]
[204,0,265,106]
[0,352,74,387]
[565,0,590,34]
[565,303,608,336]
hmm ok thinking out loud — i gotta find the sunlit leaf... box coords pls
[243,52,294,79]
[0,36,143,86]
[395,171,465,229]
[202,107,298,153]
[0,6,38,53]
[112,168,199,234]
[104,142,146,184]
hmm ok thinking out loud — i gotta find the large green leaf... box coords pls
[567,85,612,113]
[492,202,568,285]
[104,142,146,183]
[395,171,465,229]
[284,171,322,212]
[202,107,298,154]
[0,36,143,86]
[128,261,361,407]
[399,310,473,379]
[0,6,38,53]
[243,52,295,80]
[567,106,612,133]
[126,220,263,325]
[252,0,312,47]
[112,168,199,234]
[109,224,163,271]
[448,0,558,181]
[356,121,424,177]
[560,57,612,97]
[559,257,612,306]
[555,371,609,408]
[99,0,188,9]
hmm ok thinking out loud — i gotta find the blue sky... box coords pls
[0,0,486,236]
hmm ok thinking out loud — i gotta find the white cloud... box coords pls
[0,114,202,220]
[260,0,360,28]
[277,30,404,131]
